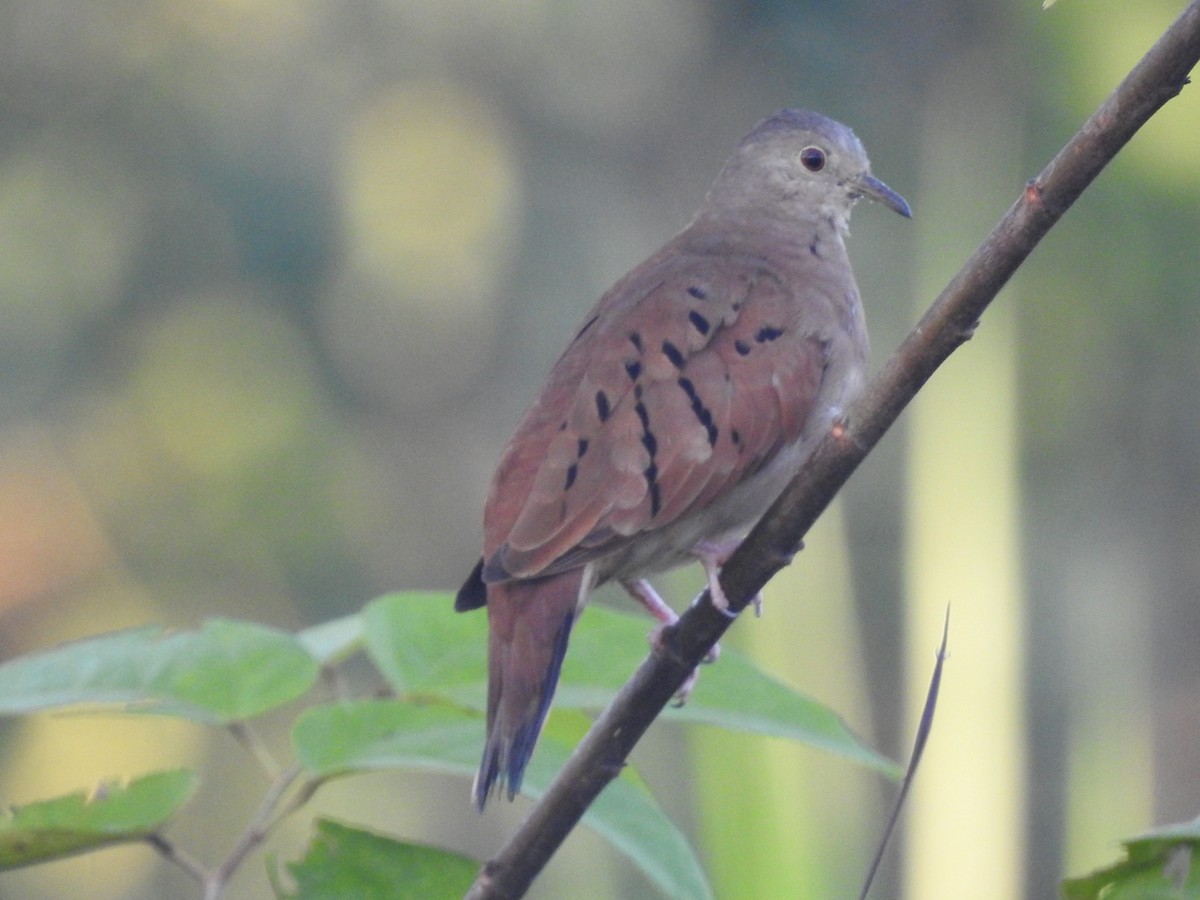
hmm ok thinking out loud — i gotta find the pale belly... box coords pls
[593,386,855,588]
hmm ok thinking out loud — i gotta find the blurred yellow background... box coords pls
[0,1,1197,898]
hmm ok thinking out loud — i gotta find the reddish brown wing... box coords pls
[481,250,828,582]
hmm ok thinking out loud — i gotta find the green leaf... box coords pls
[365,592,894,774]
[1063,818,1200,899]
[656,647,899,775]
[560,604,898,774]
[361,593,486,695]
[296,613,364,666]
[278,819,477,900]
[0,769,197,870]
[292,700,481,780]
[293,700,711,899]
[0,619,319,723]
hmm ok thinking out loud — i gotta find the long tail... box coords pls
[473,569,585,810]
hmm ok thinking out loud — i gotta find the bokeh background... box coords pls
[0,1,1198,898]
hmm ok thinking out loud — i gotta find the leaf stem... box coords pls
[206,764,307,895]
[149,763,324,899]
[228,720,283,780]
[146,832,210,886]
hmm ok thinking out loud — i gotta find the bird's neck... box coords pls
[684,205,850,268]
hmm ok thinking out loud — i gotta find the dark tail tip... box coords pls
[455,559,487,612]
[472,607,575,810]
[472,730,526,811]
[472,702,552,810]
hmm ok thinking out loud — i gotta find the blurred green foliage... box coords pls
[0,594,892,897]
[0,1,1196,898]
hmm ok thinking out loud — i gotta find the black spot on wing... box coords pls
[687,285,707,299]
[634,399,661,517]
[678,376,718,447]
[634,399,650,430]
[688,310,711,335]
[734,339,751,356]
[629,331,643,353]
[644,461,662,517]
[661,340,685,369]
[625,359,642,381]
[564,438,589,492]
[756,325,784,343]
[595,390,611,422]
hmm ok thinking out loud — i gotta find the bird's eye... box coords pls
[799,146,826,172]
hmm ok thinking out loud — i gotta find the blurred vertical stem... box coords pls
[904,52,1026,899]
[694,505,876,897]
[1062,555,1155,872]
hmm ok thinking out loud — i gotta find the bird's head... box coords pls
[706,109,911,230]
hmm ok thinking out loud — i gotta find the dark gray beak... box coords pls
[851,173,912,218]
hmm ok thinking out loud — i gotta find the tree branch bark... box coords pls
[465,4,1200,897]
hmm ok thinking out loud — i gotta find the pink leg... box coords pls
[621,578,719,703]
[692,540,763,617]
[621,578,678,626]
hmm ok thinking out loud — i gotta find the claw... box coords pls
[692,539,765,617]
[638,585,720,705]
[650,625,710,704]
[671,666,700,706]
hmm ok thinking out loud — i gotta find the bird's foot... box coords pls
[630,577,720,704]
[692,540,764,617]
[647,621,719,705]
[622,578,678,626]
[672,665,700,707]
[628,577,720,662]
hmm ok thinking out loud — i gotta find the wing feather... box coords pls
[483,248,833,583]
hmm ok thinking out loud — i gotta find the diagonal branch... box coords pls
[465,3,1200,897]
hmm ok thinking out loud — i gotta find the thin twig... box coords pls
[859,607,950,899]
[149,761,324,899]
[145,745,321,898]
[145,831,210,886]
[227,720,283,780]
[321,662,351,702]
[206,764,308,897]
[464,4,1200,897]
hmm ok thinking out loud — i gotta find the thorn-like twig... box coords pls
[859,606,950,899]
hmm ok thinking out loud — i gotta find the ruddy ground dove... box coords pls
[456,109,910,809]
